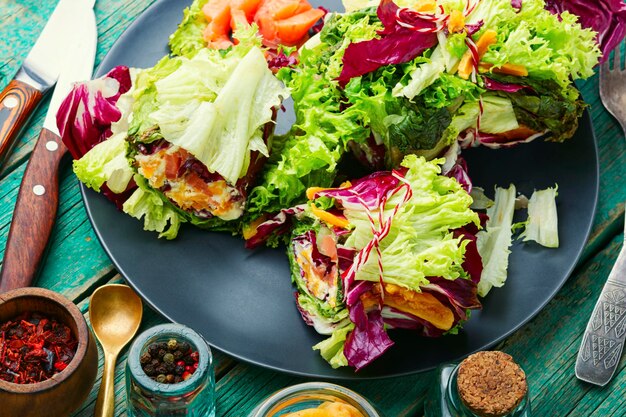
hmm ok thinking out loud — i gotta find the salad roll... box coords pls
[57,30,288,238]
[247,0,607,220]
[248,156,483,369]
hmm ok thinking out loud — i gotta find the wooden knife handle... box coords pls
[0,80,43,165]
[0,128,67,292]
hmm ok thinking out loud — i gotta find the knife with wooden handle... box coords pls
[0,0,97,292]
[0,0,79,167]
[575,207,626,386]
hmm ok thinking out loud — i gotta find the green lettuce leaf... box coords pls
[487,76,587,142]
[312,323,354,369]
[168,0,209,57]
[467,0,600,92]
[521,186,559,248]
[122,175,185,240]
[72,133,134,194]
[441,93,518,142]
[345,155,479,291]
[392,47,446,100]
[246,44,370,218]
[476,185,517,297]
[153,47,286,184]
[130,37,287,185]
[128,56,182,138]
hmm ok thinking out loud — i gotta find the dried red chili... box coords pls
[0,312,77,384]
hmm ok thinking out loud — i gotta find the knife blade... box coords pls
[575,206,626,386]
[0,0,78,166]
[0,1,97,292]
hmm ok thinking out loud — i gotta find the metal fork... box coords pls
[600,41,626,139]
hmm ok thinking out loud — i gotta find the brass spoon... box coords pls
[90,284,143,417]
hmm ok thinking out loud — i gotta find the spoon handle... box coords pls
[95,351,118,417]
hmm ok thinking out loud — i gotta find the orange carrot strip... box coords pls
[310,205,351,229]
[458,29,498,79]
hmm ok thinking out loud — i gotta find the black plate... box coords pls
[85,0,599,379]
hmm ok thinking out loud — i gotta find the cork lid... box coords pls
[456,351,527,417]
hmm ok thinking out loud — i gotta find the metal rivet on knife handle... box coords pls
[3,96,19,108]
[0,128,66,292]
[46,141,59,151]
[33,185,46,196]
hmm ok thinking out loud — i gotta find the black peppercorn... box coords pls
[143,364,156,376]
[140,352,152,365]
[157,348,167,359]
[148,344,159,357]
[140,339,200,385]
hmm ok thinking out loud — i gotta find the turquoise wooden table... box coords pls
[1,1,625,415]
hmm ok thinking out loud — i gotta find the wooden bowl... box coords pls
[0,287,98,416]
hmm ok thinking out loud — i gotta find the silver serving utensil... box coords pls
[575,208,626,386]
[599,40,626,141]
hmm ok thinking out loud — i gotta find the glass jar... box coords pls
[425,362,531,417]
[249,382,384,417]
[125,323,216,417]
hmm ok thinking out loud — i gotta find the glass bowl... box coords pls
[249,382,384,417]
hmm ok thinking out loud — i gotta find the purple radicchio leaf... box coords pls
[337,246,357,275]
[381,306,448,337]
[511,0,522,12]
[446,156,472,193]
[483,76,533,93]
[344,300,394,370]
[56,66,131,160]
[422,276,481,322]
[338,0,438,83]
[310,171,400,212]
[56,66,134,208]
[453,224,483,284]
[244,205,306,249]
[465,20,484,36]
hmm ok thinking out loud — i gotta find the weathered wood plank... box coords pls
[0,1,624,416]
[576,75,626,261]
[493,233,625,417]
